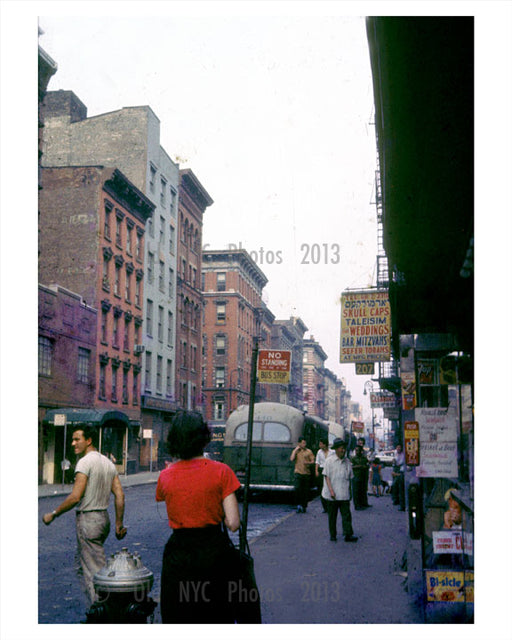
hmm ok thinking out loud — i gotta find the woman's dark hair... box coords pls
[166,411,211,460]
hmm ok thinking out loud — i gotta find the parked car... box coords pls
[375,450,395,466]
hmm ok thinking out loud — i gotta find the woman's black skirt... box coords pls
[160,525,238,624]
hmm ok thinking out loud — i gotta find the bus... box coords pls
[223,402,329,492]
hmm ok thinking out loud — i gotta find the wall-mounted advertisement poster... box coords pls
[416,408,458,478]
[401,371,417,410]
[339,290,391,363]
[425,571,474,603]
[404,420,420,465]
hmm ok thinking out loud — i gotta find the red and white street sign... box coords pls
[257,349,292,384]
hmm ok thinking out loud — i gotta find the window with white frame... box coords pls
[77,347,90,383]
[38,335,52,376]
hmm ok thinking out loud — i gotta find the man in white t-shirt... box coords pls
[315,437,333,512]
[322,439,358,542]
[42,426,127,607]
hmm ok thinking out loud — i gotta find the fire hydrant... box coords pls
[86,548,156,623]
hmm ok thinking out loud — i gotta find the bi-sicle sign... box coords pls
[257,349,292,384]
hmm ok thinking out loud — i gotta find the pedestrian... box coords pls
[370,457,384,497]
[315,437,333,512]
[322,439,358,542]
[391,444,406,511]
[351,445,370,509]
[290,436,315,513]
[356,437,371,508]
[42,426,127,609]
[156,411,241,624]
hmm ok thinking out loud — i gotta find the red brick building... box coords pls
[39,166,154,474]
[201,249,268,425]
[302,336,328,419]
[175,169,213,412]
[38,284,97,484]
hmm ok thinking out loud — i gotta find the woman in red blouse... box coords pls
[156,411,241,623]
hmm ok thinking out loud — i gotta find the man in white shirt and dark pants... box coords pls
[323,438,358,542]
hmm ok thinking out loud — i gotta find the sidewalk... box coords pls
[38,470,161,498]
[250,493,423,624]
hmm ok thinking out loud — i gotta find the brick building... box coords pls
[270,317,308,409]
[39,165,154,475]
[41,91,180,466]
[302,336,328,419]
[175,169,213,412]
[201,249,269,426]
[38,284,97,484]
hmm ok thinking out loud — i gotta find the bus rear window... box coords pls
[234,422,263,441]
[263,422,291,442]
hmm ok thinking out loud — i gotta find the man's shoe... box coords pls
[330,537,337,542]
[296,506,304,513]
[344,535,358,542]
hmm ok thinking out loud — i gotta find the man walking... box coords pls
[351,445,369,510]
[323,439,358,542]
[315,437,333,512]
[290,436,315,513]
[42,426,127,607]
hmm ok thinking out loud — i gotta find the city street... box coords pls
[38,483,294,624]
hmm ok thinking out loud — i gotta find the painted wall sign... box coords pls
[339,290,391,363]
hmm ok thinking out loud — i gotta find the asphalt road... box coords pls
[38,483,294,624]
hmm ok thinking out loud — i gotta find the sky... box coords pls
[36,11,380,414]
[1,3,512,639]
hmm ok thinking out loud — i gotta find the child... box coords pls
[370,457,383,497]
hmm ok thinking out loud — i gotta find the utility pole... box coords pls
[240,335,259,554]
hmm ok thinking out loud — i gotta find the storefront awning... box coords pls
[43,407,137,427]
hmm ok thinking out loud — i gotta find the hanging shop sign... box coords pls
[351,421,365,433]
[415,408,458,478]
[370,391,396,408]
[401,371,417,410]
[425,571,474,603]
[257,349,291,384]
[404,421,420,465]
[339,290,391,363]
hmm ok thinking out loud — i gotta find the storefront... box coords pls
[42,408,141,484]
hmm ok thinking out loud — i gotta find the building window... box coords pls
[216,335,226,355]
[104,202,112,239]
[217,272,226,291]
[169,225,175,254]
[135,231,142,260]
[156,355,163,393]
[215,366,225,388]
[147,252,154,284]
[38,335,52,376]
[126,223,132,254]
[102,257,110,290]
[122,368,129,404]
[77,347,90,383]
[158,305,164,342]
[135,278,141,307]
[101,310,108,343]
[167,311,173,346]
[166,359,173,396]
[145,351,152,389]
[160,177,167,206]
[159,260,165,291]
[132,369,139,404]
[111,365,118,402]
[182,342,187,367]
[123,320,130,351]
[159,216,165,246]
[216,302,226,324]
[125,271,131,302]
[214,398,225,421]
[170,188,177,217]
[146,300,153,337]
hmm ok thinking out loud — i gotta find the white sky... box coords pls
[36,12,380,412]
[1,2,512,639]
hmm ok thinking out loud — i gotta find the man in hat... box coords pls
[322,439,358,542]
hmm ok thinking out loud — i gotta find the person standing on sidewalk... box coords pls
[315,437,333,513]
[42,426,127,607]
[391,444,406,511]
[351,445,369,510]
[290,437,315,513]
[322,439,358,542]
[356,437,371,508]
